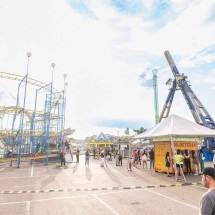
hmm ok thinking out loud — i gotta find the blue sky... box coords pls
[0,0,214,138]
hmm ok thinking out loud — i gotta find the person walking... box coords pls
[93,147,96,159]
[60,149,66,166]
[137,150,141,165]
[109,147,112,161]
[69,144,73,161]
[118,151,122,167]
[200,149,205,173]
[199,167,215,215]
[133,150,138,168]
[100,150,108,168]
[165,152,171,177]
[76,148,80,163]
[191,150,199,175]
[149,148,154,169]
[113,148,116,159]
[85,150,90,167]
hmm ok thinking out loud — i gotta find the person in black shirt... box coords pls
[85,150,90,166]
[149,148,154,169]
[60,149,66,166]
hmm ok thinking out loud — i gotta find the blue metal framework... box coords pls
[11,53,31,167]
[2,59,67,167]
[159,50,215,151]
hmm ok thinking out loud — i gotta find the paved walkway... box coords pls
[0,155,211,215]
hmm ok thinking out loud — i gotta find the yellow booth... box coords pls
[135,114,215,181]
[154,138,198,173]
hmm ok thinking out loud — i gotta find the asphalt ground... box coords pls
[0,155,213,215]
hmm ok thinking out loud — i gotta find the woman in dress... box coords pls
[191,150,199,175]
[142,150,148,169]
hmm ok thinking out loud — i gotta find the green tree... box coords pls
[133,127,147,135]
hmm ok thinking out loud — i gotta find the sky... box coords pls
[0,0,215,139]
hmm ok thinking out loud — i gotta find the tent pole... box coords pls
[170,136,177,181]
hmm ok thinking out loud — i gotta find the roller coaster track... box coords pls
[0,71,60,95]
[0,71,63,118]
[0,129,61,138]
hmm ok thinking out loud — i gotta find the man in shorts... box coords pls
[199,167,215,215]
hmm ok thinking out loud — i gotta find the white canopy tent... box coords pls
[136,114,215,139]
[135,114,215,181]
[131,139,150,146]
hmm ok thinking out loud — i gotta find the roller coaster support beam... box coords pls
[159,79,176,122]
[45,63,55,165]
[59,90,65,149]
[17,52,31,168]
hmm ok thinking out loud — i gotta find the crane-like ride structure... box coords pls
[159,50,215,159]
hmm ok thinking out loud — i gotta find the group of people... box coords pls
[60,148,80,166]
[165,148,205,178]
[131,148,154,169]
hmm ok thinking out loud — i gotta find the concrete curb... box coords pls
[0,182,202,194]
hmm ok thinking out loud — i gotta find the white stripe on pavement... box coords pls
[30,165,34,177]
[26,201,31,212]
[61,167,69,175]
[92,194,119,215]
[146,189,199,210]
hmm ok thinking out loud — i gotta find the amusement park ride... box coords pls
[159,50,215,156]
[0,53,67,167]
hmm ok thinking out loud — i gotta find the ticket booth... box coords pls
[153,138,198,173]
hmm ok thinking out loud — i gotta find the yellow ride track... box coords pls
[0,71,63,139]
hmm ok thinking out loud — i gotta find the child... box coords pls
[128,158,132,171]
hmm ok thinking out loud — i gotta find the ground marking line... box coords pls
[0,190,138,206]
[0,182,203,194]
[146,189,199,210]
[61,167,69,175]
[0,186,202,207]
[30,165,34,177]
[0,193,93,205]
[91,194,119,215]
[0,176,40,180]
[15,185,39,188]
[0,173,73,180]
[193,185,207,190]
[26,201,30,212]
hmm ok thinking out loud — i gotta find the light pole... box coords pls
[51,63,55,84]
[45,63,55,165]
[60,74,68,148]
[63,74,68,133]
[17,52,31,168]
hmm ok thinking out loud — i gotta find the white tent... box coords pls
[135,114,215,181]
[131,139,150,146]
[136,114,215,139]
